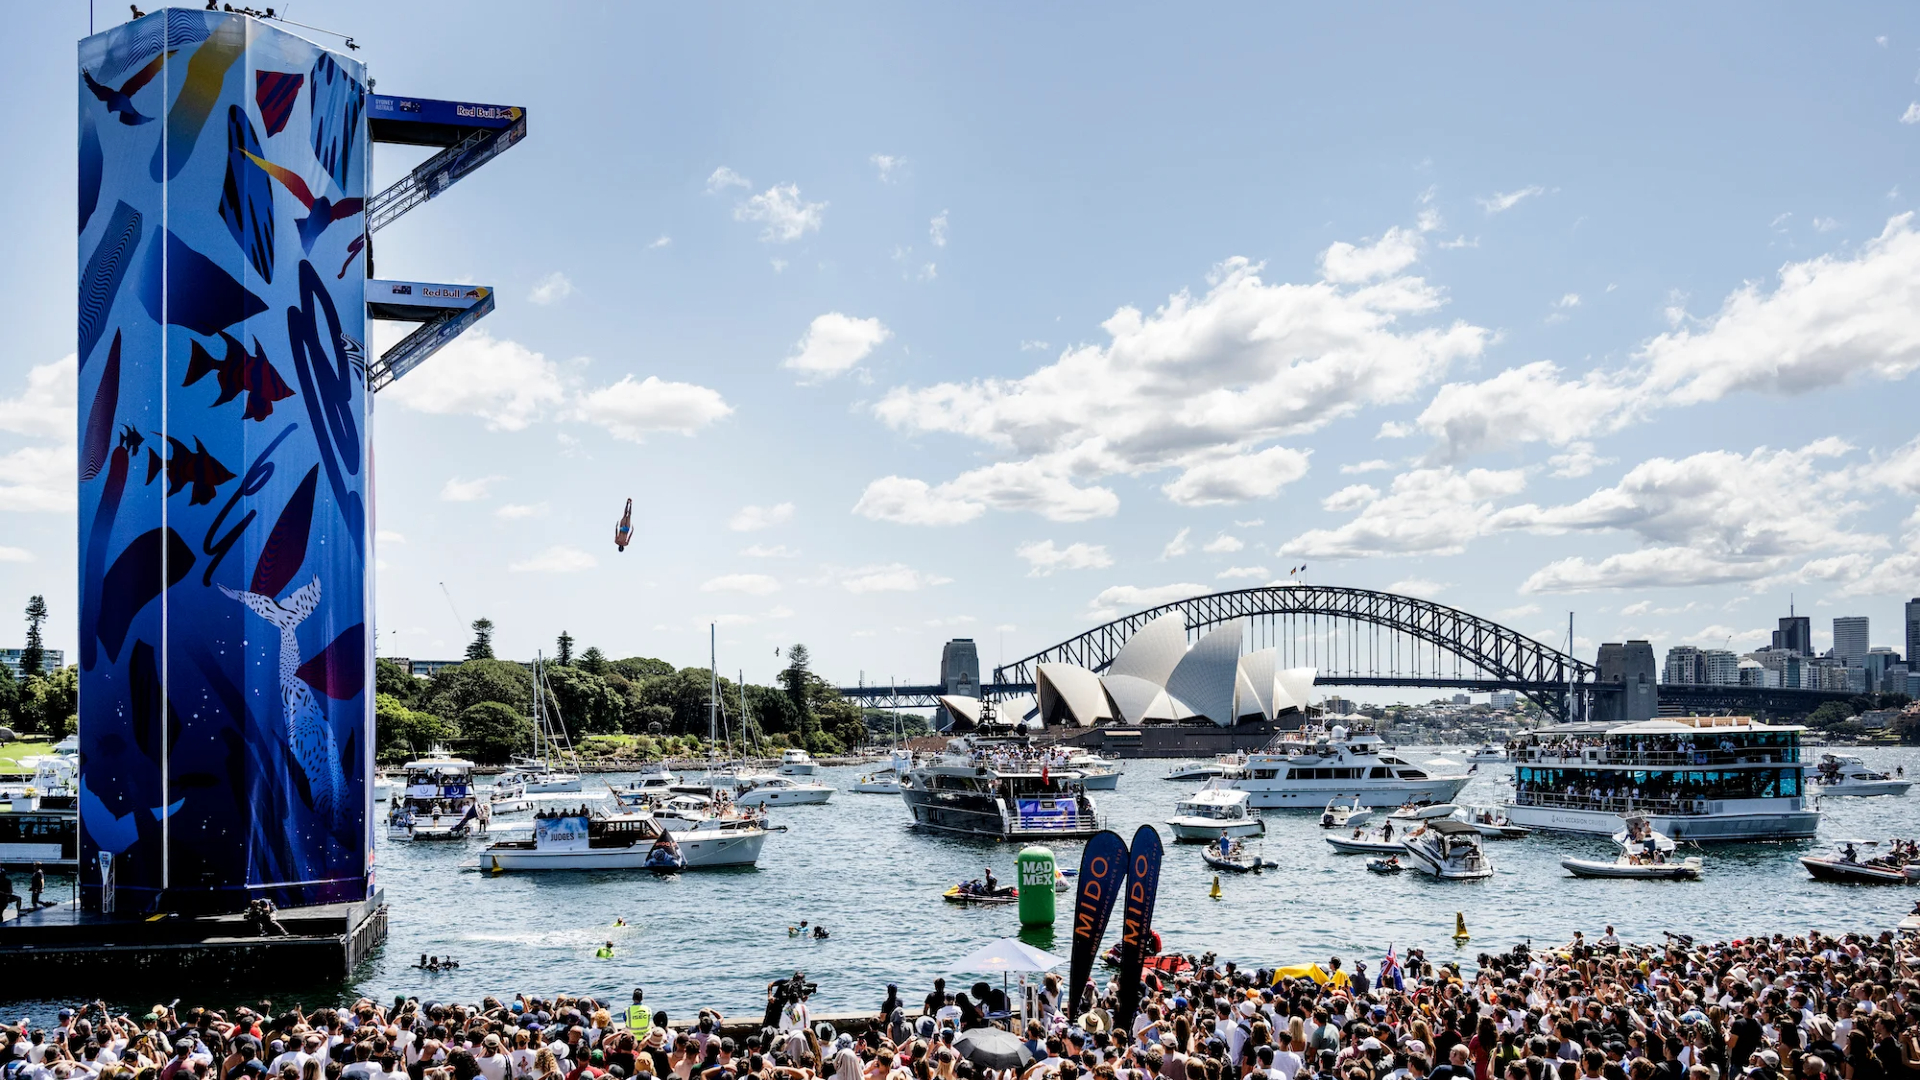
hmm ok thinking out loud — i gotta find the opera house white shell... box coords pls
[1024,614,1315,728]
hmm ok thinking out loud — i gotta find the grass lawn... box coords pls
[0,739,54,775]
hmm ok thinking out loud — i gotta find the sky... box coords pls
[5,3,1920,696]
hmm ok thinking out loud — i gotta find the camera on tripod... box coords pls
[771,971,819,1006]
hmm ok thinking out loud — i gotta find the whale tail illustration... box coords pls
[219,576,320,631]
[221,578,342,828]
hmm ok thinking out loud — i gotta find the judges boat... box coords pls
[1399,819,1495,880]
[482,807,767,871]
[1811,754,1912,798]
[902,733,1100,840]
[1504,716,1818,841]
[1230,725,1470,809]
[1167,783,1266,842]
[387,749,480,841]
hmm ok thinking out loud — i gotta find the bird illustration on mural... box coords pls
[240,149,364,253]
[81,50,174,126]
[220,578,346,833]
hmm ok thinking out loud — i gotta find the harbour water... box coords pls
[6,745,1918,1018]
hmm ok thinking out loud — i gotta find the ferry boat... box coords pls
[1503,716,1817,841]
[1810,754,1912,798]
[1229,725,1470,809]
[776,748,819,777]
[387,749,480,841]
[1166,783,1266,842]
[1399,819,1494,880]
[901,734,1101,840]
[0,754,78,870]
[481,808,767,871]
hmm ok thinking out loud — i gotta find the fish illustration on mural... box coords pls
[161,435,236,505]
[185,331,293,421]
[81,50,173,126]
[219,578,345,832]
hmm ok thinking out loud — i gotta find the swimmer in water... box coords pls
[614,917,628,927]
[789,920,809,937]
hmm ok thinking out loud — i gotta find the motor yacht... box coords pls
[489,772,534,815]
[387,749,481,841]
[776,748,819,777]
[1811,754,1912,797]
[1399,819,1494,880]
[1166,783,1266,842]
[498,760,584,794]
[734,775,834,807]
[1457,805,1531,839]
[1467,745,1508,763]
[1325,827,1406,855]
[1387,802,1460,822]
[1164,753,1246,782]
[1063,752,1123,791]
[853,749,914,794]
[902,734,1101,840]
[481,808,768,871]
[1230,725,1469,809]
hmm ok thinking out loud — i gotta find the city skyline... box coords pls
[4,4,1920,690]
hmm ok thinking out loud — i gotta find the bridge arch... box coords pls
[993,585,1594,718]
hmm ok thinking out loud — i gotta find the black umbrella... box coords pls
[954,1028,1032,1072]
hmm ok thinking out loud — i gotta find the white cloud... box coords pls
[1496,603,1542,621]
[1216,565,1269,580]
[930,210,949,247]
[735,183,826,242]
[0,355,76,439]
[701,573,782,595]
[528,271,573,305]
[1340,459,1394,474]
[508,546,598,573]
[1279,467,1527,558]
[729,502,796,532]
[1161,527,1192,559]
[871,154,905,182]
[1015,540,1114,576]
[1478,185,1544,214]
[1320,484,1379,513]
[841,563,952,593]
[1088,582,1211,617]
[1161,446,1311,506]
[1202,534,1244,554]
[871,253,1487,518]
[1415,360,1632,462]
[706,166,750,193]
[1387,577,1449,598]
[575,375,732,440]
[850,476,984,527]
[1901,103,1920,124]
[1812,217,1839,233]
[1547,442,1613,478]
[647,235,672,250]
[1020,340,1051,352]
[784,313,892,381]
[0,546,33,562]
[381,329,568,432]
[1521,547,1774,594]
[495,503,547,520]
[376,530,406,545]
[1319,226,1422,284]
[741,544,798,558]
[441,475,503,502]
[853,459,1118,526]
[1234,518,1265,528]
[1554,292,1581,308]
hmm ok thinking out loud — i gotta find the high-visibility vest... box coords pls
[626,1004,651,1036]
[596,946,614,959]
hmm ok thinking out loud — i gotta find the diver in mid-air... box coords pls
[615,498,634,552]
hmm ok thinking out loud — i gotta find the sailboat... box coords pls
[498,654,584,794]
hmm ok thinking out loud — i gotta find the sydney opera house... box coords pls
[934,614,1316,734]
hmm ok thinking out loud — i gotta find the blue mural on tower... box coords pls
[77,10,371,914]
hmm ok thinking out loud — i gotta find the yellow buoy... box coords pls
[1210,875,1223,900]
[491,856,503,874]
[1453,911,1469,943]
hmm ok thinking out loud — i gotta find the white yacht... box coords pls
[1064,752,1123,791]
[387,749,480,840]
[1399,819,1494,880]
[1467,745,1508,763]
[1166,783,1265,842]
[776,748,819,777]
[902,734,1101,840]
[1562,817,1701,880]
[1319,797,1371,829]
[0,754,78,869]
[1503,716,1818,841]
[609,762,678,799]
[1811,754,1911,797]
[499,761,584,794]
[489,772,534,815]
[734,774,834,807]
[852,749,914,794]
[1164,754,1245,782]
[1230,725,1470,809]
[481,808,767,871]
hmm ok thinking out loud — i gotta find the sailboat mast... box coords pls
[708,622,718,752]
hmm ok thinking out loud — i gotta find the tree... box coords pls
[780,644,818,745]
[421,659,538,723]
[1806,701,1856,729]
[374,693,458,762]
[0,663,17,729]
[21,595,48,679]
[578,646,608,676]
[542,664,624,736]
[555,631,575,667]
[374,658,419,706]
[18,666,79,738]
[612,656,674,681]
[459,701,533,763]
[466,618,496,661]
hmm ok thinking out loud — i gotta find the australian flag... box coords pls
[1377,944,1404,991]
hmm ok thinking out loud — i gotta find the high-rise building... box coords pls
[1489,689,1518,709]
[1833,616,1869,667]
[1662,645,1703,685]
[940,638,980,698]
[1907,598,1920,674]
[0,648,66,680]
[1702,649,1740,685]
[1772,611,1812,656]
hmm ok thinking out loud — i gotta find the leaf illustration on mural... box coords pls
[252,465,318,597]
[308,54,364,191]
[137,229,269,336]
[96,527,195,665]
[219,105,275,282]
[78,201,142,370]
[79,111,103,233]
[254,70,303,137]
[79,331,122,482]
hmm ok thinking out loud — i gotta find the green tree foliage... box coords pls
[421,659,538,722]
[374,658,419,706]
[466,618,496,661]
[612,656,674,681]
[543,663,626,736]
[21,595,48,679]
[374,693,459,762]
[1806,701,1856,729]
[627,703,675,736]
[745,683,801,737]
[779,644,818,745]
[556,631,575,667]
[0,663,18,729]
[18,666,79,738]
[578,646,608,676]
[459,701,533,763]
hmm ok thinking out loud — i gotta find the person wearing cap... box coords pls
[624,994,651,1045]
[472,1036,507,1080]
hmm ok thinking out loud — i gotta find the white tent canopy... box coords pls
[950,937,1067,974]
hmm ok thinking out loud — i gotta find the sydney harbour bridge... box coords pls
[836,585,1850,722]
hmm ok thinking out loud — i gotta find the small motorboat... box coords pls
[1202,838,1277,873]
[1325,831,1406,855]
[1320,796,1371,829]
[1399,819,1495,880]
[1458,805,1531,839]
[1563,819,1701,880]
[1366,856,1404,874]
[853,748,915,794]
[1388,801,1459,822]
[1165,761,1226,782]
[1811,754,1913,797]
[943,884,1020,905]
[1168,783,1266,842]
[1801,840,1913,885]
[1467,746,1507,763]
